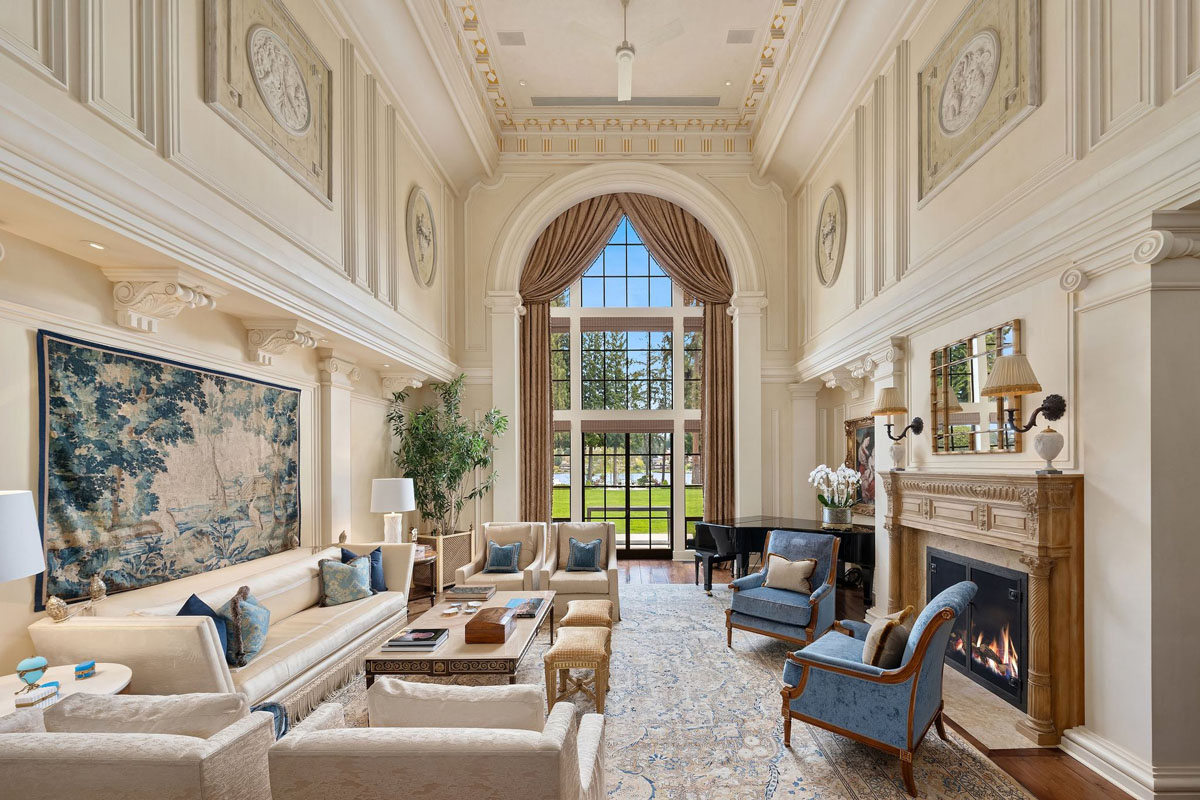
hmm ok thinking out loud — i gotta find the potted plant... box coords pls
[808,464,862,530]
[387,375,508,537]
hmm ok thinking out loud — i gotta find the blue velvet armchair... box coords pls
[780,581,977,797]
[726,530,839,648]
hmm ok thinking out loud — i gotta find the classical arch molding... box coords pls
[486,163,766,296]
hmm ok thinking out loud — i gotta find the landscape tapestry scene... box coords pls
[38,332,300,605]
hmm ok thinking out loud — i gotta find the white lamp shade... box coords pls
[871,387,908,417]
[981,354,1042,397]
[371,478,415,514]
[0,490,44,583]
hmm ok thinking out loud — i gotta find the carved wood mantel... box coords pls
[882,471,1084,746]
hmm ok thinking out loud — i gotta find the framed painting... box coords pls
[844,416,876,515]
[917,0,1040,203]
[36,331,301,609]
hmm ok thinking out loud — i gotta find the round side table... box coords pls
[0,662,132,716]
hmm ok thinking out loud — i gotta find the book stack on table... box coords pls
[444,585,496,601]
[382,629,449,653]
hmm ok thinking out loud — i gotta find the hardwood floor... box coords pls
[615,558,1133,800]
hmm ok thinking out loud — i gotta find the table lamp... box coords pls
[871,387,924,471]
[980,354,1066,473]
[0,490,44,584]
[371,478,416,542]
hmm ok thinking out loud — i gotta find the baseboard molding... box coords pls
[1061,727,1200,800]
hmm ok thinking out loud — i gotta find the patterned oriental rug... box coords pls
[326,585,1031,800]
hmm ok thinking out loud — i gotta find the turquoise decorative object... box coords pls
[74,660,96,680]
[16,655,48,693]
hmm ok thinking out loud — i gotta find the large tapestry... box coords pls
[37,331,301,608]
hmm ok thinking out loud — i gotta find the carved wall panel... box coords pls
[0,0,67,86]
[81,0,156,145]
[205,0,332,204]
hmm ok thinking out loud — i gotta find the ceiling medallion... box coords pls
[246,26,312,136]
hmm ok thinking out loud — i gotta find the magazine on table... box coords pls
[385,628,449,647]
[504,597,544,618]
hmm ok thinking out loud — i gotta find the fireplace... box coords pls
[928,548,1027,711]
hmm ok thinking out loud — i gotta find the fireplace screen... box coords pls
[927,548,1027,710]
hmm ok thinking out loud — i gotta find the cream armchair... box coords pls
[455,521,548,590]
[269,681,605,800]
[540,522,620,621]
[0,693,274,800]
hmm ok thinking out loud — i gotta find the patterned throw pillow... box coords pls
[862,605,915,669]
[319,556,374,607]
[566,537,603,572]
[763,553,818,594]
[483,540,522,573]
[341,546,388,592]
[218,587,271,668]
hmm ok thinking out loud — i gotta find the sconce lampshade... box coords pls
[871,387,908,416]
[981,354,1042,397]
[934,394,964,413]
[370,478,416,514]
[0,490,45,583]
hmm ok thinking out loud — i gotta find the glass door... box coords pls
[582,431,673,556]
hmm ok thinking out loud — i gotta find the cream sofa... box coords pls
[0,692,274,800]
[540,522,621,621]
[269,680,605,800]
[455,521,548,590]
[29,543,415,717]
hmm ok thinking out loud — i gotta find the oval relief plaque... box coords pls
[407,187,437,287]
[247,26,312,136]
[815,185,846,287]
[938,29,1000,137]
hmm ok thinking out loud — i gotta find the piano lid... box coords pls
[700,515,873,534]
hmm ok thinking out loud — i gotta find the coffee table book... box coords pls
[444,585,496,601]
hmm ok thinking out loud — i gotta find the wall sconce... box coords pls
[871,387,924,471]
[980,354,1067,474]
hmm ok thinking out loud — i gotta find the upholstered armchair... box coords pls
[456,521,548,591]
[780,581,977,797]
[540,521,621,621]
[0,693,274,800]
[269,681,605,800]
[726,530,839,647]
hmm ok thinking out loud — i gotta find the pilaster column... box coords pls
[868,337,906,620]
[487,291,524,521]
[730,292,767,517]
[788,380,821,518]
[1018,554,1057,744]
[318,349,359,545]
[101,268,224,333]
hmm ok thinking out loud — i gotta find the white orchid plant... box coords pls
[808,463,862,509]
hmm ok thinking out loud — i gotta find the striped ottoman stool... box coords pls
[543,626,611,714]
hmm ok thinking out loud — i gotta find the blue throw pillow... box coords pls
[483,540,522,573]
[319,556,374,607]
[178,594,228,656]
[566,537,603,572]
[218,587,271,668]
[341,546,387,593]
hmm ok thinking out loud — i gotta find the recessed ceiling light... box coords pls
[382,363,391,367]
[724,80,732,86]
[519,80,527,86]
[85,241,105,250]
[318,337,330,343]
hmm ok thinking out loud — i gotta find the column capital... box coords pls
[485,291,526,316]
[244,319,318,366]
[317,348,361,388]
[1132,211,1200,265]
[787,379,822,399]
[100,268,224,333]
[728,292,768,319]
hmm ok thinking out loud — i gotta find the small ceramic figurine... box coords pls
[45,595,70,622]
[88,573,107,604]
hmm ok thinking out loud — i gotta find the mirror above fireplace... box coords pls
[929,319,1023,454]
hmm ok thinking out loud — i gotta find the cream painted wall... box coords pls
[793,0,1200,794]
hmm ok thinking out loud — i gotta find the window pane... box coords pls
[626,277,650,306]
[649,277,672,306]
[582,277,604,307]
[550,287,569,307]
[552,430,571,522]
[604,277,626,306]
[604,245,626,274]
[627,247,649,276]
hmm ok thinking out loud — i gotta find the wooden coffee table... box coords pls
[366,590,555,686]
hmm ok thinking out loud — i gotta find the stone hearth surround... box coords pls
[882,471,1084,745]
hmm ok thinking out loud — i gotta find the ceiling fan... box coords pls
[616,0,634,101]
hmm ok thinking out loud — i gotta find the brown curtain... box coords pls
[519,196,623,523]
[615,193,735,522]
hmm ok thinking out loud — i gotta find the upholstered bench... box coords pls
[543,626,611,714]
[560,599,614,630]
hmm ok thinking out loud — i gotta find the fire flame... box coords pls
[969,624,1019,681]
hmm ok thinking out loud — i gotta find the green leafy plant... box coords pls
[387,375,508,536]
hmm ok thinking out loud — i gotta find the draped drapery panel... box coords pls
[517,192,735,525]
[518,196,624,523]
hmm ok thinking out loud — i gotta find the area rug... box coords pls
[325,585,1031,800]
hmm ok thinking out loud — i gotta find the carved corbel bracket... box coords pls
[244,320,318,366]
[820,368,863,398]
[382,374,425,396]
[1132,211,1200,265]
[101,268,224,334]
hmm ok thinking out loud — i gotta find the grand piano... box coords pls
[694,515,875,609]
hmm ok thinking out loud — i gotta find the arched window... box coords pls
[550,216,703,556]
